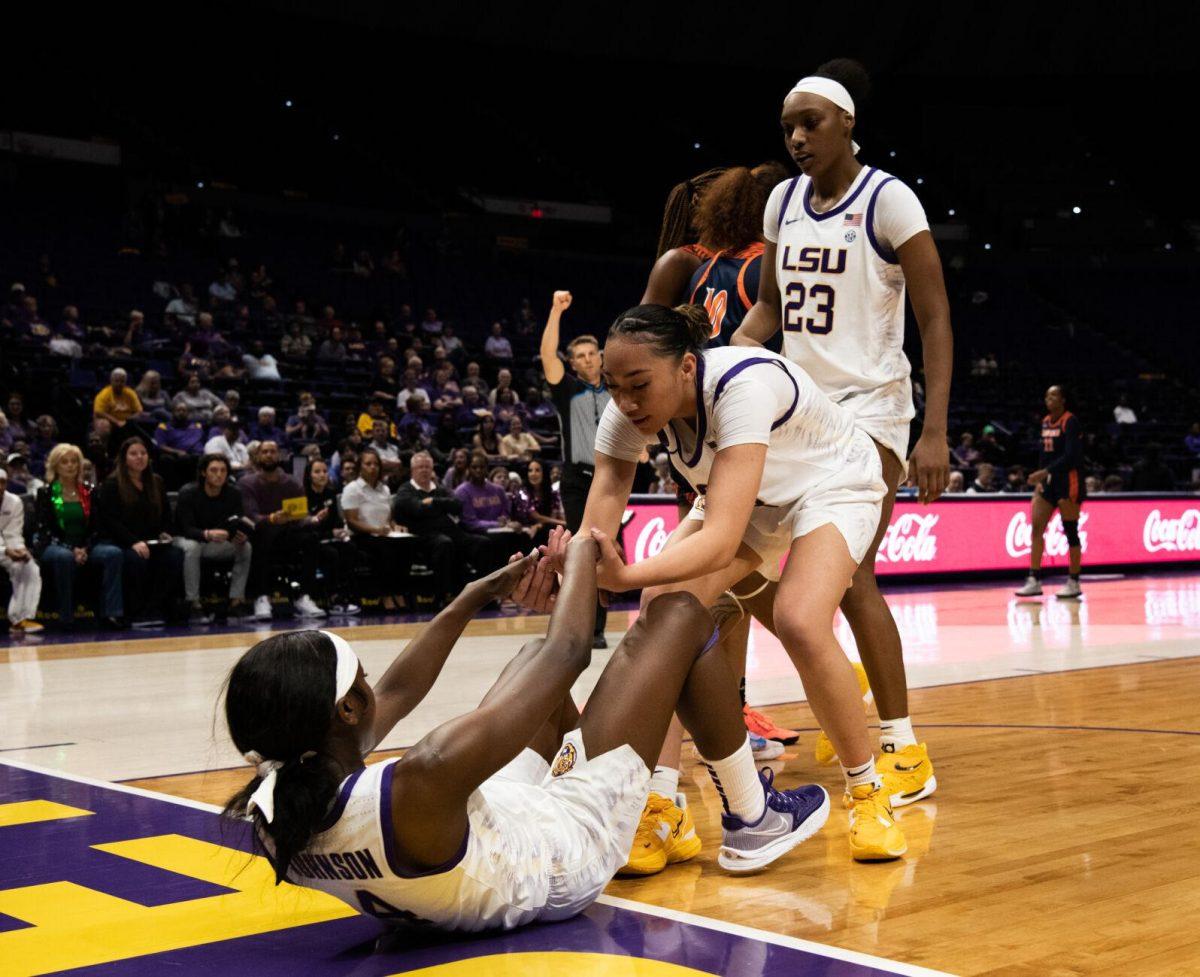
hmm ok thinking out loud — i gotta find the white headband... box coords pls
[788,76,861,156]
[245,630,362,823]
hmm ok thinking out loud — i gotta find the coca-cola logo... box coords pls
[634,515,669,562]
[1005,511,1088,558]
[876,513,939,563]
[1142,509,1200,553]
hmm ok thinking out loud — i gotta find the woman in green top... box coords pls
[34,443,124,630]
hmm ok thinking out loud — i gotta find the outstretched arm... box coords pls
[366,552,540,751]
[387,537,598,871]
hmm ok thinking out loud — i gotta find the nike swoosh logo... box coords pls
[784,218,801,225]
[894,761,925,772]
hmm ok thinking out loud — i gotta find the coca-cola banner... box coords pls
[622,496,1200,576]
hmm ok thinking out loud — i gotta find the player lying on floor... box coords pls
[221,527,828,932]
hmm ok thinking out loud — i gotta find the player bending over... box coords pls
[221,529,827,932]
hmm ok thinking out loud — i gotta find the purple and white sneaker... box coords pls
[718,769,829,873]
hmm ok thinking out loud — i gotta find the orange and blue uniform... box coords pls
[686,243,777,349]
[1040,411,1085,504]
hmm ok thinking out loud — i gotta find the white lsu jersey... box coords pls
[596,345,867,508]
[764,167,929,463]
[280,740,648,933]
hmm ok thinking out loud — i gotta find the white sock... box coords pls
[879,716,918,753]
[842,758,883,794]
[647,766,680,800]
[703,737,766,823]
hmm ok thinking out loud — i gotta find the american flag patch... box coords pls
[844,213,863,226]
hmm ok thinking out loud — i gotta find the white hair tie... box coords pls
[788,76,861,156]
[242,631,361,824]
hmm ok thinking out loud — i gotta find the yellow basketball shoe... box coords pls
[619,792,702,876]
[847,783,907,862]
[815,661,873,765]
[876,743,937,807]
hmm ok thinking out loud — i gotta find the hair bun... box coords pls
[672,304,713,349]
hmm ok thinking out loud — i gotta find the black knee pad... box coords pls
[1062,519,1080,547]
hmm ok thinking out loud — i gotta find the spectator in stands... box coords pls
[488,368,515,407]
[85,421,113,484]
[33,444,124,630]
[442,448,469,491]
[473,415,501,460]
[1085,475,1103,495]
[16,294,51,347]
[243,340,282,381]
[4,446,39,495]
[173,454,252,622]
[340,447,410,612]
[49,305,84,358]
[1003,465,1028,493]
[524,385,556,428]
[1130,444,1176,491]
[946,471,965,492]
[28,416,59,477]
[493,387,523,433]
[237,440,325,620]
[289,299,317,338]
[223,389,243,425]
[209,269,238,306]
[396,368,432,412]
[455,385,489,430]
[318,304,343,336]
[135,370,171,422]
[249,407,287,447]
[4,394,30,443]
[490,466,511,489]
[484,321,514,368]
[94,368,144,431]
[521,459,564,543]
[432,413,459,457]
[95,437,184,626]
[975,425,1007,466]
[303,458,359,617]
[154,401,206,487]
[1113,394,1138,424]
[455,450,517,533]
[439,324,460,362]
[1103,474,1125,492]
[433,377,463,413]
[397,396,434,440]
[463,361,489,398]
[165,283,198,329]
[967,462,998,493]
[394,450,483,607]
[204,420,251,473]
[499,415,540,461]
[316,325,347,363]
[952,432,981,469]
[285,393,330,450]
[0,410,10,455]
[421,308,444,337]
[367,418,403,475]
[337,453,359,488]
[370,356,401,402]
[281,320,312,360]
[0,465,43,633]
[173,373,222,424]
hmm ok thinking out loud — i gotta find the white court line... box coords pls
[1,756,956,977]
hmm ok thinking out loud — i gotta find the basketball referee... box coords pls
[540,289,610,647]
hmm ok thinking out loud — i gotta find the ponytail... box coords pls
[609,303,712,360]
[221,631,342,884]
[654,167,728,258]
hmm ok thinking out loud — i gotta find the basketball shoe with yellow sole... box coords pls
[814,660,873,765]
[846,783,907,862]
[876,743,937,806]
[619,792,702,876]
